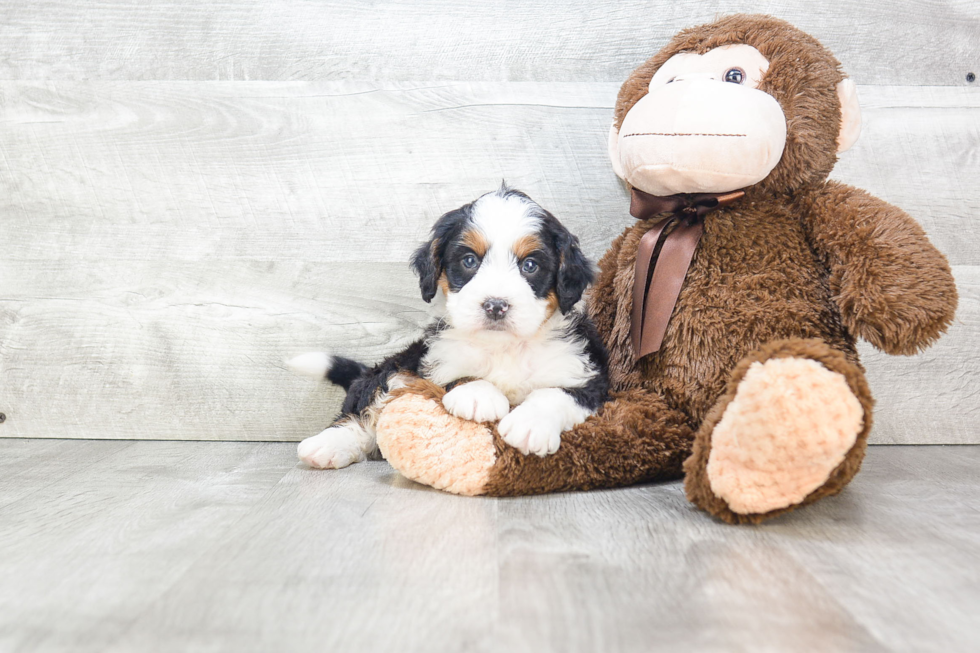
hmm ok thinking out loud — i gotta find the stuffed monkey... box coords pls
[373,14,958,523]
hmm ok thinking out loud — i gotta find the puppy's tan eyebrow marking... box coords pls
[461,228,489,257]
[512,234,542,260]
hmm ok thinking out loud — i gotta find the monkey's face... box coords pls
[609,41,861,197]
[610,45,785,196]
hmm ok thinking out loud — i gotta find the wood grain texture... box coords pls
[0,264,975,444]
[0,439,133,510]
[106,450,500,653]
[0,82,977,442]
[0,83,976,265]
[0,440,977,652]
[0,260,430,440]
[0,440,297,652]
[835,86,980,266]
[0,1,977,85]
[0,81,622,264]
[861,266,980,444]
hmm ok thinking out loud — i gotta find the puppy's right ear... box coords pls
[410,238,440,303]
[411,205,470,303]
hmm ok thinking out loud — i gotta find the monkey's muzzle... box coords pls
[616,80,787,196]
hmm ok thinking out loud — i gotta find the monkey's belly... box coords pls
[642,260,853,422]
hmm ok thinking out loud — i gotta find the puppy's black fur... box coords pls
[324,187,609,427]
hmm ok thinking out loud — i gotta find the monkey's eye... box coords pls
[521,258,539,274]
[462,254,479,269]
[724,67,745,84]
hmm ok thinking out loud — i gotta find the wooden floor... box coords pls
[0,441,977,652]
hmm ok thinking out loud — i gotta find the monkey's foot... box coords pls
[706,356,864,515]
[376,392,496,496]
[684,339,873,524]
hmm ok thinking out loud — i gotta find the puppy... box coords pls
[289,185,610,469]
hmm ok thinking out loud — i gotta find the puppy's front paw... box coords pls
[297,424,366,469]
[442,380,511,423]
[498,403,562,457]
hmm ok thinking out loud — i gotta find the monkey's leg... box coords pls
[684,339,874,524]
[376,388,694,496]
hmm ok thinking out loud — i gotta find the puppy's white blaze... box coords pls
[447,191,550,337]
[446,262,547,337]
[423,314,594,406]
[286,352,333,378]
[469,192,542,263]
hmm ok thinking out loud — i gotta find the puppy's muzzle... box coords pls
[482,298,510,321]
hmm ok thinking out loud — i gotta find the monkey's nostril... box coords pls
[482,298,510,320]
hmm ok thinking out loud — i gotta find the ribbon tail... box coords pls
[630,221,672,356]
[634,221,704,359]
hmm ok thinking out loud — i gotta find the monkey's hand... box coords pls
[802,182,958,355]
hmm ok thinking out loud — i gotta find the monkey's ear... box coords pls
[836,78,862,153]
[410,239,440,303]
[608,123,627,180]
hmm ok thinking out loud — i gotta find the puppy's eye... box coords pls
[461,254,478,269]
[521,258,538,274]
[724,67,745,84]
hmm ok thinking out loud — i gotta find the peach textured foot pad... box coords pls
[706,357,864,515]
[375,393,496,496]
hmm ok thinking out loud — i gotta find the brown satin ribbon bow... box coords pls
[630,187,745,359]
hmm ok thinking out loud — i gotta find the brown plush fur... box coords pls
[484,388,694,495]
[378,14,958,523]
[493,15,956,519]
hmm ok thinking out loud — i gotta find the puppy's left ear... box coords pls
[410,238,440,303]
[556,231,595,313]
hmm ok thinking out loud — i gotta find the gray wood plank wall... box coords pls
[0,2,978,442]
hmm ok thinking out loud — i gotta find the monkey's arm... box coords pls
[800,181,958,355]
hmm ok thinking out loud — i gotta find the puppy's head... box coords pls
[411,185,594,338]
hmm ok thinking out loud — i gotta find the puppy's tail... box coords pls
[285,352,369,391]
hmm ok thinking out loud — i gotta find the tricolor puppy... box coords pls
[289,186,610,469]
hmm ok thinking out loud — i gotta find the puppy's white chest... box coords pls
[423,332,591,405]
[479,342,548,403]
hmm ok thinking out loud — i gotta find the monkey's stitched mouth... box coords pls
[624,132,747,138]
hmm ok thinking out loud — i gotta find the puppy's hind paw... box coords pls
[297,424,367,469]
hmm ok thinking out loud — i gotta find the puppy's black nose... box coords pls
[482,298,510,320]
